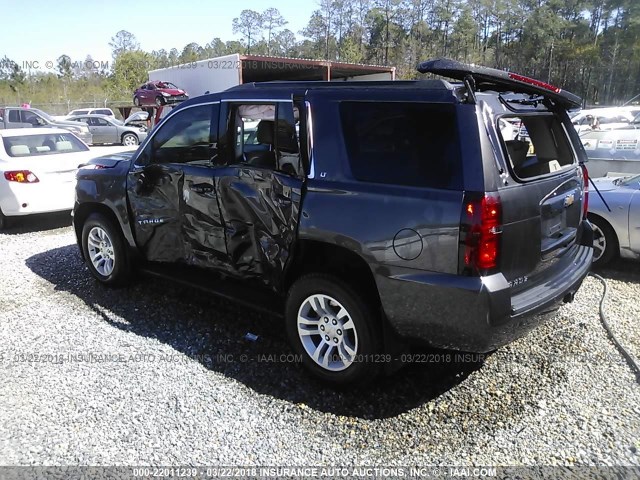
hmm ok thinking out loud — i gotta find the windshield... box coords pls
[157,82,178,89]
[30,108,53,122]
[112,118,124,126]
[620,174,640,187]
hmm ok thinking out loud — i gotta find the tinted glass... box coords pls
[340,102,462,189]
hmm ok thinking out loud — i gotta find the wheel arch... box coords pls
[588,212,621,248]
[74,203,131,260]
[284,239,381,308]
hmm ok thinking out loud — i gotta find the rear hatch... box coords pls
[419,59,588,291]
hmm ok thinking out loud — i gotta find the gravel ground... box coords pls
[0,213,638,467]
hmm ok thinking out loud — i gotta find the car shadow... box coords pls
[25,244,485,419]
[592,257,640,284]
[2,211,72,235]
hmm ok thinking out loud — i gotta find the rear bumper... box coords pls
[0,181,75,216]
[376,235,593,353]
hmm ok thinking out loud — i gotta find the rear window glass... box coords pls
[339,102,462,189]
[2,133,89,157]
[499,115,574,179]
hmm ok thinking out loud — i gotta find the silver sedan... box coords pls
[66,114,147,146]
[588,173,640,266]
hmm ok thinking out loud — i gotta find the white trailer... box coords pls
[149,53,395,100]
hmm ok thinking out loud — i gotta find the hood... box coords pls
[124,111,149,125]
[590,177,620,192]
[79,151,136,169]
[160,88,186,95]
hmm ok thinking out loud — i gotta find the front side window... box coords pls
[340,102,462,189]
[138,104,218,166]
[500,115,574,180]
[3,132,89,157]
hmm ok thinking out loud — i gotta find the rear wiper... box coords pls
[504,95,545,106]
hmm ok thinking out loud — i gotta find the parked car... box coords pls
[66,114,148,146]
[67,108,115,118]
[0,107,92,145]
[73,58,592,385]
[0,128,94,230]
[588,174,640,266]
[133,81,188,107]
[572,108,635,134]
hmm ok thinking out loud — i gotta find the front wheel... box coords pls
[155,96,165,107]
[81,213,131,286]
[285,274,382,386]
[121,133,139,146]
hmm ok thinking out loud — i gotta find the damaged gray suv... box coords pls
[73,59,593,386]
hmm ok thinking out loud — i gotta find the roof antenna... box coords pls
[463,74,477,104]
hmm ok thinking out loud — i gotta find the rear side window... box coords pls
[340,102,462,189]
[500,115,574,179]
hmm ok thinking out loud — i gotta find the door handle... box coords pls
[190,183,214,195]
[275,193,292,206]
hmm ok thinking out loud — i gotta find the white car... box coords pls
[0,128,95,229]
[68,107,115,117]
[53,108,115,122]
[572,108,635,134]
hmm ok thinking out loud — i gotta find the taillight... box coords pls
[581,163,589,219]
[460,193,502,274]
[3,170,39,183]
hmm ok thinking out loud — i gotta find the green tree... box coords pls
[262,8,288,55]
[232,10,263,54]
[108,50,152,100]
[109,30,140,59]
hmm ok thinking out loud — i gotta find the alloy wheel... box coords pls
[297,294,358,372]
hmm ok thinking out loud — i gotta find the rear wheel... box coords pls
[285,274,382,386]
[133,96,141,107]
[588,214,618,267]
[81,213,131,286]
[121,133,139,146]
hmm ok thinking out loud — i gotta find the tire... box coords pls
[121,133,139,146]
[155,96,165,107]
[133,96,141,107]
[285,274,382,386]
[81,213,131,286]
[588,214,618,267]
[0,209,7,231]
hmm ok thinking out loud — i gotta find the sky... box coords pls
[0,0,310,72]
